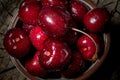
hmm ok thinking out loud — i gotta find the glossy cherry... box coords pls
[38,6,71,37]
[70,0,88,22]
[62,51,85,78]
[41,0,68,8]
[64,22,79,45]
[22,23,35,34]
[83,8,110,32]
[29,26,48,51]
[77,33,103,61]
[19,0,40,25]
[39,39,72,70]
[25,51,46,77]
[3,28,31,58]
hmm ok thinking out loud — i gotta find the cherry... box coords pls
[62,51,85,78]
[22,23,35,34]
[77,33,103,61]
[29,26,48,51]
[70,0,88,22]
[64,22,79,45]
[5,0,109,79]
[19,0,39,9]
[39,39,72,70]
[3,28,31,58]
[18,0,41,25]
[83,8,110,32]
[38,6,71,37]
[41,0,68,8]
[25,51,46,77]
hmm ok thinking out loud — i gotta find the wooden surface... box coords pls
[0,0,120,80]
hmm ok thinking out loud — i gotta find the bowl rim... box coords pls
[9,0,111,80]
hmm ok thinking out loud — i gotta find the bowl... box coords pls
[8,0,111,80]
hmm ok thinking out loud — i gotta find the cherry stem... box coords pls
[0,1,13,17]
[71,28,98,59]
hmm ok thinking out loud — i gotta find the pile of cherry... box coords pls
[3,0,110,79]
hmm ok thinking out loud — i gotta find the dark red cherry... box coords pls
[41,0,68,8]
[19,0,39,9]
[77,33,102,61]
[22,23,35,34]
[29,26,48,51]
[39,39,72,70]
[83,8,110,32]
[70,0,88,22]
[3,28,31,58]
[64,22,79,45]
[19,0,40,25]
[62,51,85,78]
[25,51,46,77]
[38,6,71,37]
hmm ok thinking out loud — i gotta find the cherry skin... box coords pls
[39,39,72,70]
[83,8,110,32]
[64,22,79,45]
[19,0,40,25]
[3,28,31,58]
[77,33,103,61]
[19,0,39,9]
[62,51,85,78]
[70,0,88,22]
[22,23,35,35]
[29,26,48,51]
[25,51,46,77]
[41,0,68,8]
[38,6,71,37]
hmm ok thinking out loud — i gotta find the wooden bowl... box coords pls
[9,0,111,80]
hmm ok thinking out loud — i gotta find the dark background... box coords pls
[88,24,120,80]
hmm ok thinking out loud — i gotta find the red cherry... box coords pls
[77,33,102,61]
[39,39,72,70]
[19,1,40,25]
[64,22,79,45]
[38,6,71,37]
[3,28,31,58]
[19,0,39,9]
[62,51,85,78]
[29,26,48,51]
[83,8,110,32]
[25,51,46,77]
[70,0,88,22]
[41,0,68,8]
[22,23,35,34]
